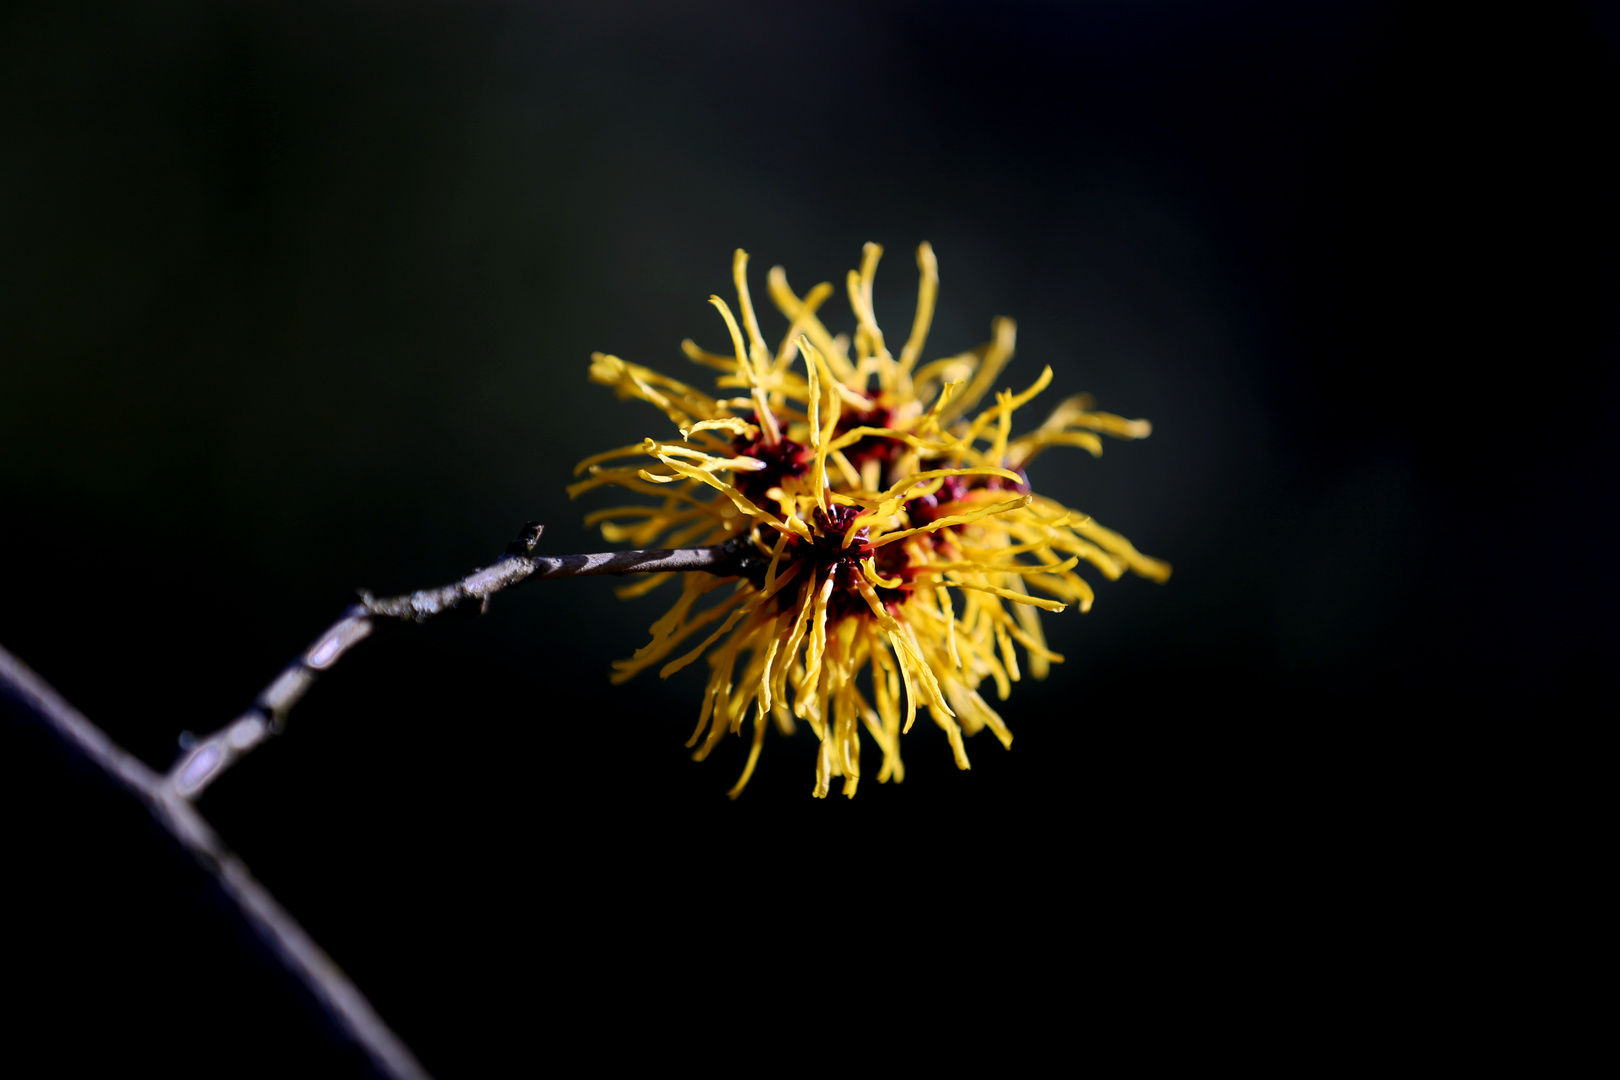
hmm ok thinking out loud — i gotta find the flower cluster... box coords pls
[572,243,1168,798]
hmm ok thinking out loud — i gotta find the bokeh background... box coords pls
[3,1,1613,1074]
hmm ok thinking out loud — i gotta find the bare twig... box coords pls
[0,522,752,1079]
[0,643,430,1080]
[167,523,746,800]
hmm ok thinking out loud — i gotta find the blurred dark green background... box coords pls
[3,1,1613,1075]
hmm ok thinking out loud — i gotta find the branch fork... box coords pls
[0,522,742,1080]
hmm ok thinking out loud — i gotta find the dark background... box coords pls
[2,1,1614,1074]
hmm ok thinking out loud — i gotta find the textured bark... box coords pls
[0,522,746,1079]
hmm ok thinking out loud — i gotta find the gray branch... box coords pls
[168,523,744,800]
[0,643,431,1080]
[0,522,749,1079]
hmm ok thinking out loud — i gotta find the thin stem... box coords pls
[167,524,747,799]
[0,645,431,1080]
[0,522,754,1078]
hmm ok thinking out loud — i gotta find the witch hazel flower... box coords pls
[571,243,1168,798]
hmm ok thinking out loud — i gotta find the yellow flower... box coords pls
[572,243,1169,798]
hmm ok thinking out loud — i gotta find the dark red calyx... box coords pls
[809,503,872,563]
[791,502,914,621]
[904,474,970,525]
[834,403,900,469]
[731,433,809,504]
